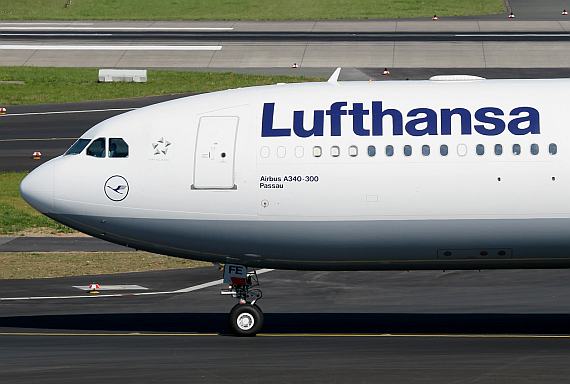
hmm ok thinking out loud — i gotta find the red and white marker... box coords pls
[432,15,438,20]
[382,68,390,75]
[292,63,299,68]
[563,10,568,15]
[32,151,41,159]
[509,12,515,18]
[0,107,6,114]
[89,283,100,293]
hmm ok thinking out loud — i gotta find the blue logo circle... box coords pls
[104,175,129,201]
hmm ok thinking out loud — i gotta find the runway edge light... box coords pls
[383,68,390,75]
[432,15,438,20]
[509,12,515,18]
[563,10,568,15]
[0,107,6,114]
[32,152,41,159]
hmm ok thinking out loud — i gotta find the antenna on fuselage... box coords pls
[328,67,341,84]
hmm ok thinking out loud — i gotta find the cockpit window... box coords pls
[86,138,106,158]
[64,139,91,155]
[109,138,129,158]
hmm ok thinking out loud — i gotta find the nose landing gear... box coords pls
[220,264,264,336]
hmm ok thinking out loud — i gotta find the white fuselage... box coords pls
[20,78,570,270]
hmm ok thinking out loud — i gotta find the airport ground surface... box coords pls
[0,236,134,252]
[1,267,569,383]
[2,0,570,70]
[1,19,569,69]
[2,1,570,381]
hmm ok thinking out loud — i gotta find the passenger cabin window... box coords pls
[457,144,467,157]
[440,144,448,156]
[476,144,484,156]
[422,145,430,156]
[313,146,322,157]
[65,138,91,155]
[549,143,557,155]
[495,144,503,156]
[404,145,412,157]
[331,146,340,157]
[86,138,106,158]
[349,145,358,157]
[367,145,376,157]
[512,144,521,155]
[385,145,394,157]
[531,144,539,155]
[109,138,129,158]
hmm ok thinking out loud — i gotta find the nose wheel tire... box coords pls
[229,303,264,336]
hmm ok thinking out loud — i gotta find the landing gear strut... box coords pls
[220,264,264,336]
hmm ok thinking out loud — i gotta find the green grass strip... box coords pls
[0,67,323,106]
[0,251,210,279]
[1,0,504,20]
[0,172,75,235]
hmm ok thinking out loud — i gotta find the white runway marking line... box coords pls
[456,34,569,37]
[0,269,274,301]
[0,27,233,31]
[73,285,149,291]
[0,108,137,117]
[0,138,78,142]
[2,34,114,37]
[0,45,222,51]
[0,23,94,26]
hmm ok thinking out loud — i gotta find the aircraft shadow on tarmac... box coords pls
[1,313,568,335]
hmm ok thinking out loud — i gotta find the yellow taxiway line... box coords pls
[1,332,567,338]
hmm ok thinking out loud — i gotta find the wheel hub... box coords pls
[236,313,255,330]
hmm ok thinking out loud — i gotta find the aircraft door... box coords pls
[193,116,239,189]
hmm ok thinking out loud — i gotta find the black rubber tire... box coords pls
[228,303,264,336]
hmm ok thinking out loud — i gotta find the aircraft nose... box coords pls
[20,161,55,213]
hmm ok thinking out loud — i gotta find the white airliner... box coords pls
[20,70,570,335]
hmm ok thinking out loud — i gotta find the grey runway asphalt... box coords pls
[2,1,570,69]
[3,30,569,42]
[1,268,569,383]
[501,0,570,20]
[0,236,134,252]
[2,335,568,384]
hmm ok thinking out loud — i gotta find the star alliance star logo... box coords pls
[152,137,171,155]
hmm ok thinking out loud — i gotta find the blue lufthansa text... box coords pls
[261,102,540,137]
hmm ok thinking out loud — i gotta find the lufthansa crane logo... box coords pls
[152,137,171,155]
[104,175,129,202]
